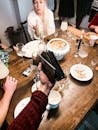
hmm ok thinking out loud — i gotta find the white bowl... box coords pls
[47,38,70,60]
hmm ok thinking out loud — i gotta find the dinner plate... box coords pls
[0,60,9,79]
[31,81,41,93]
[14,97,30,118]
[22,40,42,58]
[70,64,93,81]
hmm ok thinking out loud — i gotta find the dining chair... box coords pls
[20,21,32,43]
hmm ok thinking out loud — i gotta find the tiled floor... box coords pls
[78,111,98,130]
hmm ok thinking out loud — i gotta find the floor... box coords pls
[78,110,98,130]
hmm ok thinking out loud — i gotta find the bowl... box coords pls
[47,38,70,60]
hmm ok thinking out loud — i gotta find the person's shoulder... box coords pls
[47,8,54,15]
[28,10,37,21]
[28,10,35,17]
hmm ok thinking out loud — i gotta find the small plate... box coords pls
[70,64,93,81]
[14,97,30,118]
[0,60,9,79]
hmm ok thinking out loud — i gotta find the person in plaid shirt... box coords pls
[7,62,54,130]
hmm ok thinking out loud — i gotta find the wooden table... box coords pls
[39,27,98,130]
[3,27,98,130]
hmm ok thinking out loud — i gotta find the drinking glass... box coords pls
[16,43,24,57]
[78,43,88,58]
[54,31,58,38]
[91,55,98,67]
[60,21,68,31]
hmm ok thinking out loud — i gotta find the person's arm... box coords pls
[7,91,48,130]
[88,14,98,33]
[28,11,41,40]
[7,63,53,130]
[0,76,17,128]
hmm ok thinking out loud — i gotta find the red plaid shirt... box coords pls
[7,91,48,130]
[88,13,98,27]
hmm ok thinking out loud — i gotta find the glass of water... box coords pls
[16,43,24,57]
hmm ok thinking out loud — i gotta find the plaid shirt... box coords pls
[7,91,48,130]
[88,13,98,27]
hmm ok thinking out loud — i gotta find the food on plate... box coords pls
[75,69,86,79]
[49,40,67,49]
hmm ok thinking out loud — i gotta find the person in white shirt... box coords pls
[28,0,55,40]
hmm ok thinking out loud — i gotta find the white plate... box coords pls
[70,64,93,81]
[22,40,41,58]
[0,60,9,79]
[31,81,41,93]
[14,97,30,118]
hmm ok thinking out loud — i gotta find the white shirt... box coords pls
[27,8,55,40]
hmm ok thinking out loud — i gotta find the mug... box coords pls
[47,90,62,109]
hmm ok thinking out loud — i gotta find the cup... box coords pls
[91,56,98,67]
[61,21,68,31]
[16,43,24,57]
[78,44,88,58]
[89,35,98,47]
[48,90,62,109]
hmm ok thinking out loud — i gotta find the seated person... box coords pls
[27,0,55,40]
[7,62,54,130]
[88,13,98,33]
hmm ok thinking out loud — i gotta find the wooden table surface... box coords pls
[3,27,98,130]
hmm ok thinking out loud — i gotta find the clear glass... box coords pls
[60,21,68,31]
[91,56,98,67]
[16,43,25,57]
[78,43,88,58]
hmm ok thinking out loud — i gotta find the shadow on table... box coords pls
[70,74,93,86]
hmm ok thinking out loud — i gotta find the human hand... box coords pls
[89,25,98,34]
[89,25,95,29]
[3,76,17,96]
[95,26,98,34]
[33,24,40,37]
[0,44,8,50]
